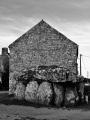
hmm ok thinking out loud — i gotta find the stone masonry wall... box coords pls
[9,20,78,94]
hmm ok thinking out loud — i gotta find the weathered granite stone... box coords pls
[53,83,64,106]
[25,81,39,103]
[14,82,26,100]
[34,66,67,82]
[77,82,84,103]
[9,72,19,94]
[37,82,53,105]
[64,87,76,106]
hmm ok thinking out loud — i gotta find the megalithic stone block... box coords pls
[25,81,39,103]
[53,83,64,106]
[37,82,53,106]
[34,66,67,82]
[14,82,26,100]
[64,87,76,106]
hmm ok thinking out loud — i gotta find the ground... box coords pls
[0,91,90,120]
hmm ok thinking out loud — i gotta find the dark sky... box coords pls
[0,0,90,77]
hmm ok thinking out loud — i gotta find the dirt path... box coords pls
[0,91,90,120]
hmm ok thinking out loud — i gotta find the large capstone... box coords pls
[25,81,39,103]
[14,82,26,100]
[37,82,53,106]
[53,83,64,106]
[34,66,67,82]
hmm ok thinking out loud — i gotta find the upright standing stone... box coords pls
[37,82,53,106]
[53,83,64,106]
[25,81,39,103]
[64,87,75,106]
[14,82,26,100]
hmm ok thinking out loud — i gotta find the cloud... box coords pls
[69,0,90,9]
[52,19,90,77]
[48,18,90,77]
[0,15,40,53]
[0,0,90,21]
[0,15,39,34]
[0,0,90,77]
[51,19,90,46]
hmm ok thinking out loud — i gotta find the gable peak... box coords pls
[39,19,46,24]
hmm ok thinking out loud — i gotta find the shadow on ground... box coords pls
[0,91,56,109]
[0,91,90,112]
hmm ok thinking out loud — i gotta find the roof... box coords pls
[8,19,78,50]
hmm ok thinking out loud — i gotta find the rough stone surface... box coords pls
[25,81,39,103]
[64,87,76,106]
[14,82,26,100]
[77,82,84,102]
[8,20,78,93]
[34,66,67,82]
[53,83,64,106]
[67,72,76,82]
[9,79,17,95]
[37,82,53,105]
[9,72,20,94]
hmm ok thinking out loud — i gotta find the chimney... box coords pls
[2,47,8,55]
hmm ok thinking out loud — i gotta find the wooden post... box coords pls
[80,54,82,76]
[87,71,89,78]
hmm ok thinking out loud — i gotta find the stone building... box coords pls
[8,20,78,94]
[0,48,9,90]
